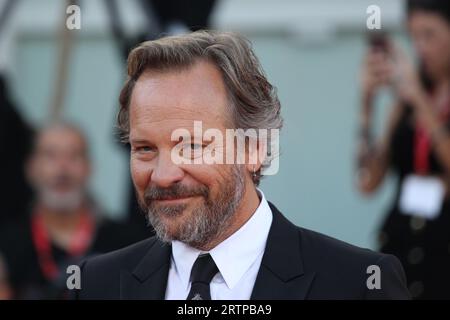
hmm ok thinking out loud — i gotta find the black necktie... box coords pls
[186,253,219,300]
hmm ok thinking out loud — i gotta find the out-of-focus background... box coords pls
[0,0,409,249]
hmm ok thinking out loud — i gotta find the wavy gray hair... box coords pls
[118,30,283,185]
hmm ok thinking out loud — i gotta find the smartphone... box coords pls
[367,32,388,52]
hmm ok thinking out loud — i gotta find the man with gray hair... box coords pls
[77,31,410,300]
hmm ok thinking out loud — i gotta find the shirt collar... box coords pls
[171,188,273,290]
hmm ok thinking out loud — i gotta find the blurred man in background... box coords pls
[0,122,149,299]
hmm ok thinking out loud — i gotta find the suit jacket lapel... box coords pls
[119,203,315,300]
[120,240,172,299]
[251,202,316,300]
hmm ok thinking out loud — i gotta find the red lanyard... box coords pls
[31,210,94,280]
[414,96,450,174]
[414,125,430,174]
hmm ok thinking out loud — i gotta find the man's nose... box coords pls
[151,152,185,188]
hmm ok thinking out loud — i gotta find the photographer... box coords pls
[357,0,450,299]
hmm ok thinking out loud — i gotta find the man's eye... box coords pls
[184,143,206,152]
[189,144,203,150]
[136,146,154,153]
[178,143,205,159]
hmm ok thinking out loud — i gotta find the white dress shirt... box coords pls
[165,189,273,300]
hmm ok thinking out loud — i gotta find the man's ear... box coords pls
[245,137,267,173]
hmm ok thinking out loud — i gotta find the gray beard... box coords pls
[145,166,245,249]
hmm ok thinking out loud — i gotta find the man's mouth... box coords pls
[152,195,198,204]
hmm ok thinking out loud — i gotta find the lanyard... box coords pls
[414,96,450,174]
[414,125,430,174]
[31,209,94,280]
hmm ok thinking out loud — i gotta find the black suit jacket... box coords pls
[76,203,410,299]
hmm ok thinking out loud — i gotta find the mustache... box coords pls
[143,183,209,204]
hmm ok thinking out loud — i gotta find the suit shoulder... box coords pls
[297,226,398,273]
[296,226,409,299]
[76,237,157,299]
[297,226,383,264]
[298,228,409,299]
[84,236,157,272]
